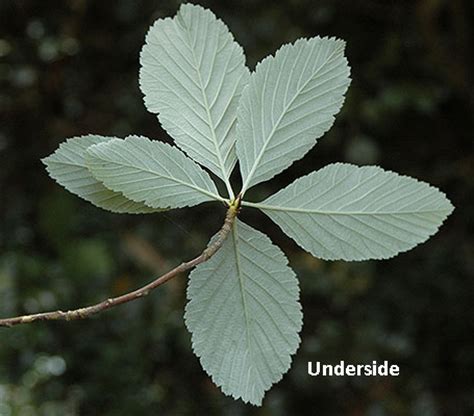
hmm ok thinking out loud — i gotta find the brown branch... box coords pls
[0,200,240,328]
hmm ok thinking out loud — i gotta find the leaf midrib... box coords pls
[244,201,451,215]
[230,221,254,379]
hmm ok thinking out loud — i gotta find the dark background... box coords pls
[0,0,473,415]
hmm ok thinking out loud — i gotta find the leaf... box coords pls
[86,136,223,210]
[251,163,454,261]
[139,3,249,192]
[42,135,157,214]
[185,219,302,405]
[236,37,351,193]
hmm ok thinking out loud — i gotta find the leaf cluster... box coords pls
[42,4,453,405]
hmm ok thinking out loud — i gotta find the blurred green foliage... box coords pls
[0,0,473,415]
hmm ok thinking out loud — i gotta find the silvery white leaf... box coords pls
[86,136,223,210]
[140,4,249,195]
[237,37,350,192]
[185,219,302,405]
[251,163,454,260]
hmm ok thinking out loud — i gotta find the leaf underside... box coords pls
[258,163,454,261]
[86,136,221,210]
[42,135,157,214]
[41,4,456,408]
[140,3,249,184]
[185,219,303,405]
[236,36,351,193]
